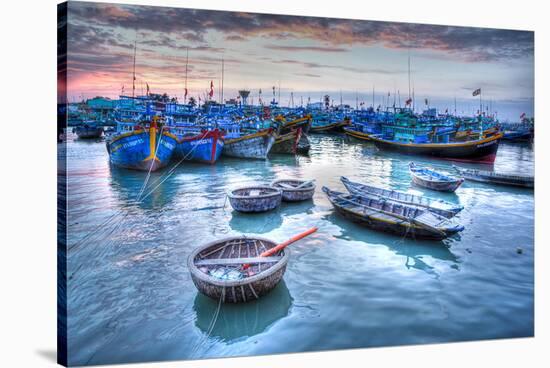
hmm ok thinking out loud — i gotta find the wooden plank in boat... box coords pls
[195,256,282,266]
[414,212,445,227]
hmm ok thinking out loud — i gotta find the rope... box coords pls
[68,130,210,253]
[189,287,225,359]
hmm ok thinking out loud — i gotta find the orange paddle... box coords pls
[241,227,318,271]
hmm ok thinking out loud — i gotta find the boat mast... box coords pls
[184,48,188,104]
[132,32,137,99]
[372,85,375,108]
[221,56,224,104]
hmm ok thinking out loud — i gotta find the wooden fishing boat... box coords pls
[223,129,276,159]
[368,132,503,164]
[271,129,301,154]
[343,126,372,141]
[340,176,463,218]
[173,128,224,164]
[409,162,464,192]
[310,119,351,133]
[188,236,289,303]
[322,187,464,240]
[296,134,311,155]
[452,165,534,188]
[277,116,311,134]
[74,123,104,139]
[106,118,177,172]
[227,186,282,212]
[188,227,317,303]
[271,179,315,202]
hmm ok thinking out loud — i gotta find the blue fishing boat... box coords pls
[172,128,224,164]
[409,162,464,192]
[106,117,177,171]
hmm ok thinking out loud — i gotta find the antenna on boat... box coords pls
[132,30,137,100]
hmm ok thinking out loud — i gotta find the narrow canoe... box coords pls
[453,165,534,188]
[323,187,464,240]
[409,162,464,192]
[340,176,463,218]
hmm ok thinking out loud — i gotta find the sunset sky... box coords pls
[65,1,534,121]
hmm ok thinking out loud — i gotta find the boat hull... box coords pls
[223,130,275,159]
[310,120,351,133]
[411,175,464,192]
[271,130,300,154]
[340,176,463,218]
[175,130,224,164]
[188,236,289,303]
[343,127,372,141]
[75,126,103,139]
[453,166,534,188]
[227,186,282,213]
[370,133,502,163]
[106,128,177,171]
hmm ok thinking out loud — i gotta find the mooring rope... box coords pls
[68,130,210,253]
[189,287,225,359]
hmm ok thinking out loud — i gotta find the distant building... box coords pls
[86,97,114,121]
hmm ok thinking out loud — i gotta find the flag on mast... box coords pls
[472,88,481,96]
[209,81,214,99]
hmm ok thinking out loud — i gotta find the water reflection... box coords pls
[328,212,460,275]
[193,281,293,343]
[229,210,283,234]
[109,165,176,210]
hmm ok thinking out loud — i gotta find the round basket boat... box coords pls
[271,179,315,202]
[188,236,289,303]
[227,186,282,212]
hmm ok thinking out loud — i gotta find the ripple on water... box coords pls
[64,137,534,365]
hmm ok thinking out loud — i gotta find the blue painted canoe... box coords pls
[409,162,464,192]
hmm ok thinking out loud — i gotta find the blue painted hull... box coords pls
[107,130,177,171]
[174,130,224,164]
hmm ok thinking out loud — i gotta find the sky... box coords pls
[62,1,534,121]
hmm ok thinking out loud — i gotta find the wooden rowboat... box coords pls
[452,165,534,188]
[188,236,289,303]
[322,187,464,239]
[340,176,463,218]
[409,162,464,192]
[271,179,315,202]
[227,186,282,212]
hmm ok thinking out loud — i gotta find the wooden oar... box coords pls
[242,227,318,270]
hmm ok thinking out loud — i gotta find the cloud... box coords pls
[264,44,349,52]
[67,2,533,63]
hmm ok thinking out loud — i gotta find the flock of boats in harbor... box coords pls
[63,90,534,173]
[62,90,534,304]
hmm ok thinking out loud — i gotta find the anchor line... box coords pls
[68,130,211,253]
[190,287,225,359]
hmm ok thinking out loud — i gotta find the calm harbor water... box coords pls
[63,133,534,366]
